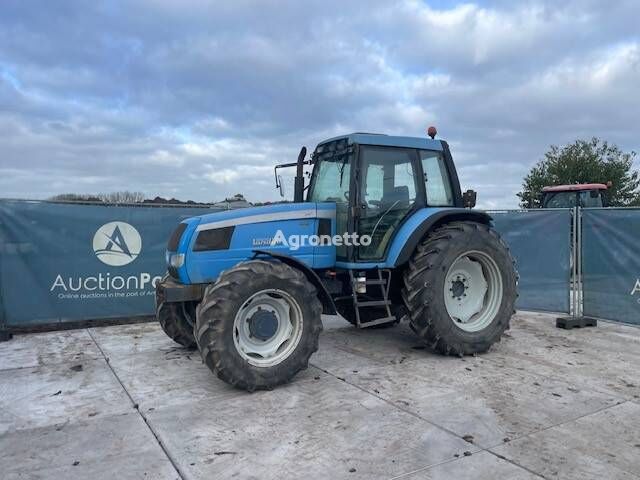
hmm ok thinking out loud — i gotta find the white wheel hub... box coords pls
[233,289,303,367]
[444,251,503,332]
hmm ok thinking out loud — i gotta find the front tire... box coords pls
[195,259,323,391]
[402,221,517,356]
[156,276,197,349]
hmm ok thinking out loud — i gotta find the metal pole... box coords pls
[0,274,11,342]
[577,206,582,317]
[557,206,596,329]
[0,325,10,342]
[571,207,578,318]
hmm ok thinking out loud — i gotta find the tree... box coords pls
[48,191,145,204]
[98,191,145,204]
[517,138,640,208]
[48,193,102,202]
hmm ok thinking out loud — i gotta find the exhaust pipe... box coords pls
[294,146,307,203]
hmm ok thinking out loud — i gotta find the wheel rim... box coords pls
[233,289,304,367]
[444,250,503,332]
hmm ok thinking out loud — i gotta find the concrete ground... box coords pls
[1,312,639,480]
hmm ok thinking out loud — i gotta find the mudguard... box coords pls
[252,249,337,315]
[387,208,492,267]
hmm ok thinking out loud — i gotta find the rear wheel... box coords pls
[196,259,323,391]
[402,221,517,356]
[156,277,197,349]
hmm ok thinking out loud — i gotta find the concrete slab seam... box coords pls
[312,362,550,479]
[481,355,631,403]
[86,328,185,480]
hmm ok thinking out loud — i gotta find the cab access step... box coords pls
[334,269,399,328]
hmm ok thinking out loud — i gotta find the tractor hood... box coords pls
[194,202,327,231]
[169,202,337,285]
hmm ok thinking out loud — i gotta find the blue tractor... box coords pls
[156,129,517,391]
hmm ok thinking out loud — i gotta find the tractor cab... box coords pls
[541,183,608,208]
[276,131,476,264]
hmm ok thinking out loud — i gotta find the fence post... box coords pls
[556,206,597,329]
[0,218,12,341]
[0,328,11,342]
[0,287,11,342]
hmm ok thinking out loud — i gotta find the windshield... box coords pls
[307,138,352,203]
[307,158,350,203]
[307,139,352,260]
[543,191,577,208]
[543,190,604,208]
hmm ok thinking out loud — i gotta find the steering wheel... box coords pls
[343,191,350,201]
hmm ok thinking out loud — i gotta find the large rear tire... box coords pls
[195,259,323,391]
[156,276,197,349]
[402,221,517,356]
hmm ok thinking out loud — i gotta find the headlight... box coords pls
[169,253,185,268]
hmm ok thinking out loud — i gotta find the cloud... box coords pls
[0,0,639,207]
[203,168,240,185]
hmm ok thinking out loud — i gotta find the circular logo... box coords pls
[93,221,142,266]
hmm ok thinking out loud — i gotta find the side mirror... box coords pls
[277,175,285,197]
[462,189,477,208]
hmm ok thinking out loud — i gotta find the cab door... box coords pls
[356,146,421,261]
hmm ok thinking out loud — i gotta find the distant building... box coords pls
[214,194,252,209]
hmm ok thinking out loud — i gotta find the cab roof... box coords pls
[317,133,444,151]
[542,183,608,193]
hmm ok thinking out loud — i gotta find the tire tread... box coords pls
[402,221,517,356]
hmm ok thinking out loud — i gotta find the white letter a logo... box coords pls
[270,230,288,247]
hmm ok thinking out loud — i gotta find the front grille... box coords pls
[193,226,235,252]
[167,223,188,251]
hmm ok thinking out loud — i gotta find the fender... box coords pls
[388,208,492,267]
[252,250,337,315]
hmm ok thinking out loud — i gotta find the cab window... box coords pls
[358,146,418,260]
[579,191,603,208]
[420,150,453,206]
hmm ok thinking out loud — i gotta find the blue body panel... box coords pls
[384,207,451,266]
[335,207,456,269]
[170,204,474,284]
[172,217,201,284]
[194,202,317,226]
[171,203,337,284]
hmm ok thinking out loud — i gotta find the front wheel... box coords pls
[156,275,197,349]
[195,259,323,391]
[402,221,517,356]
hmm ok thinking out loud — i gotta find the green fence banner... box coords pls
[582,208,640,325]
[0,200,222,327]
[491,209,572,313]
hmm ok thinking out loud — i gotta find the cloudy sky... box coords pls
[1,0,639,208]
